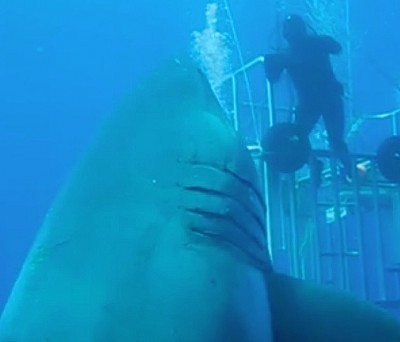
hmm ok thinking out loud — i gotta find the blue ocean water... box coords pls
[0,0,399,319]
[0,0,274,314]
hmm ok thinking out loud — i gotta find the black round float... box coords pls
[262,122,311,173]
[376,135,400,183]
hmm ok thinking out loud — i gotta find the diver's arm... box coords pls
[319,35,342,54]
[264,53,286,83]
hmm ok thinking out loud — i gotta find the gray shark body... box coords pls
[1,57,400,342]
[0,58,273,341]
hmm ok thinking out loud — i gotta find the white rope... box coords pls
[222,0,261,144]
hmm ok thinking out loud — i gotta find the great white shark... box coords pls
[0,58,272,341]
[1,57,400,341]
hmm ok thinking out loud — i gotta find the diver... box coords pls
[265,14,353,184]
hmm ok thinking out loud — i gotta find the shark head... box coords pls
[0,57,273,341]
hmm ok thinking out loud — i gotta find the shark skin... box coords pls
[267,272,400,342]
[0,58,273,341]
[2,56,400,342]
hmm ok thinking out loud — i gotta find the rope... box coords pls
[222,0,261,144]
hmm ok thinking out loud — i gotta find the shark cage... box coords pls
[192,0,400,316]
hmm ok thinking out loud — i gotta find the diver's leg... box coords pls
[294,103,320,137]
[295,103,323,186]
[323,96,352,178]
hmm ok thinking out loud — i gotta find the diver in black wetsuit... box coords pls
[265,14,352,182]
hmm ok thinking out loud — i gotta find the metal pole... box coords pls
[266,80,276,127]
[288,174,300,277]
[350,157,369,298]
[392,112,399,136]
[309,154,322,283]
[370,159,387,301]
[344,0,354,121]
[231,76,239,131]
[264,79,281,263]
[331,157,350,291]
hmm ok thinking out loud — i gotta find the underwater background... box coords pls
[1,0,399,315]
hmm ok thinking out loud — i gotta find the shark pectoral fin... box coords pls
[267,272,400,342]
